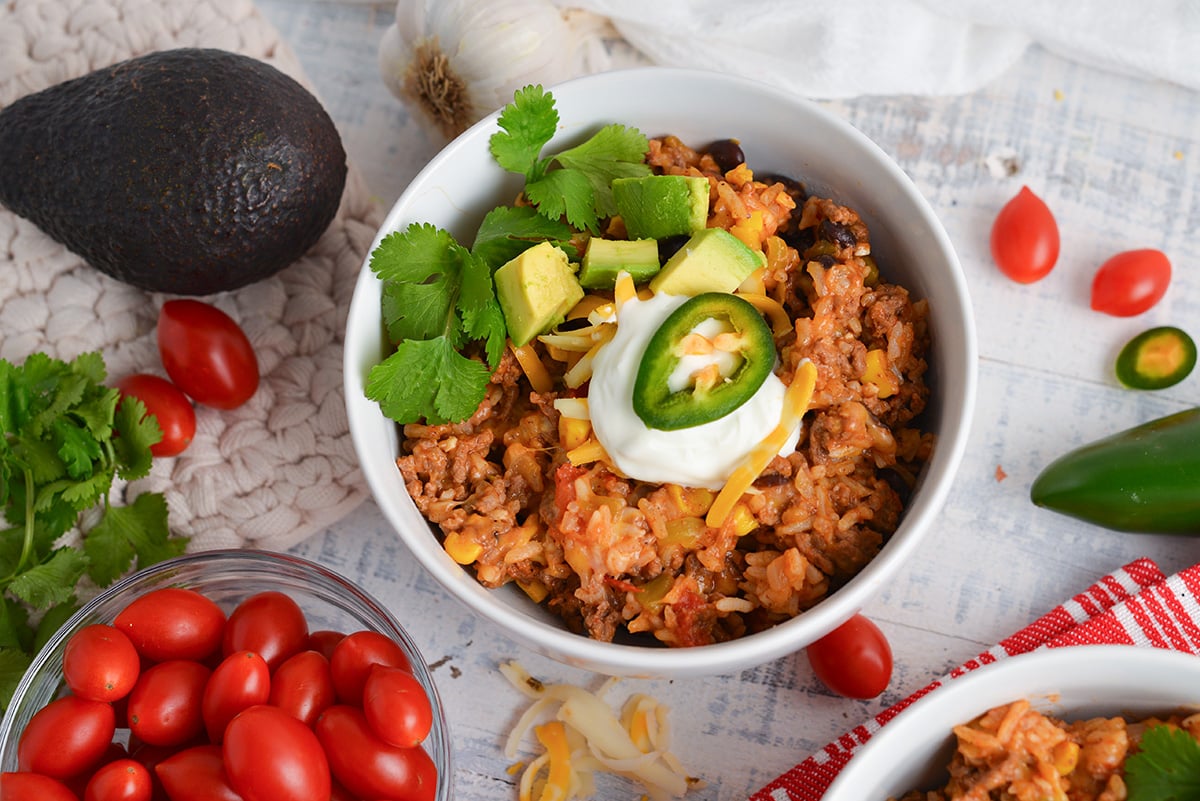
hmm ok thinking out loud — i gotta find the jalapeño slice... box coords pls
[1114,325,1196,390]
[632,292,776,430]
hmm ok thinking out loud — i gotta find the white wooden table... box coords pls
[256,2,1200,798]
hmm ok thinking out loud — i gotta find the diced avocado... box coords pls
[612,175,710,241]
[649,228,762,296]
[578,238,661,289]
[495,241,585,346]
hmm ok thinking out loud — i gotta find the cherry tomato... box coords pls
[63,624,141,703]
[154,745,243,801]
[805,613,894,700]
[222,591,309,671]
[269,650,336,727]
[113,588,226,663]
[84,758,152,801]
[202,650,271,742]
[315,705,437,801]
[362,664,433,748]
[127,660,211,747]
[330,631,412,705]
[18,695,116,778]
[115,374,197,457]
[305,630,345,661]
[157,299,259,410]
[990,185,1060,284]
[1,771,81,801]
[223,705,330,801]
[1090,248,1172,317]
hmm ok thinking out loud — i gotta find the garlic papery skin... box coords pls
[379,0,581,140]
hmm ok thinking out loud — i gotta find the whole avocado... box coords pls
[0,48,347,295]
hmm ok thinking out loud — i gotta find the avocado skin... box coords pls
[0,48,347,295]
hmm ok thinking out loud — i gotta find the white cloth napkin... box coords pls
[557,0,1200,98]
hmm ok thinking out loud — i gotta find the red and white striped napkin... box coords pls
[749,557,1200,801]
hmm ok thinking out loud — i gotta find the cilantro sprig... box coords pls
[367,85,652,427]
[1126,724,1200,800]
[489,85,651,233]
[0,352,184,707]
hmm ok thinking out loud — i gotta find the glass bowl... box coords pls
[0,549,452,801]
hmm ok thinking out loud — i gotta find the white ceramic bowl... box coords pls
[823,645,1200,799]
[344,66,977,678]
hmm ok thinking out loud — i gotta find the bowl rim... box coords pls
[344,65,978,676]
[823,644,1200,798]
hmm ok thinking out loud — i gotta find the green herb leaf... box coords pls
[526,168,605,234]
[8,547,89,609]
[1127,724,1200,801]
[489,85,558,181]
[0,647,33,710]
[366,337,493,426]
[84,492,179,587]
[472,206,577,270]
[552,123,652,218]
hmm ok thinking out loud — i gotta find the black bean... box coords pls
[781,225,816,252]
[879,468,912,505]
[657,234,689,263]
[707,138,745,172]
[819,219,857,250]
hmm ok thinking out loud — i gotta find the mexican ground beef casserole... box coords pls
[396,135,934,647]
[894,700,1200,801]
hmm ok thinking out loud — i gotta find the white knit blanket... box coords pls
[0,0,382,551]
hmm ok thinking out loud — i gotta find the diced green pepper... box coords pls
[632,293,775,431]
[1114,326,1196,390]
[1030,407,1200,534]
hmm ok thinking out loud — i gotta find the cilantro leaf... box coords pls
[552,123,652,218]
[8,547,89,609]
[112,393,159,480]
[472,206,577,270]
[84,492,178,586]
[526,168,602,233]
[489,85,558,181]
[1127,724,1200,800]
[366,338,493,426]
[373,224,461,344]
[458,251,508,368]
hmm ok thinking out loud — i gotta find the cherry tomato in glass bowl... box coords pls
[17,695,116,778]
[805,613,894,700]
[1090,248,1172,317]
[84,757,153,801]
[115,373,196,457]
[990,185,1060,284]
[62,623,141,703]
[157,300,259,410]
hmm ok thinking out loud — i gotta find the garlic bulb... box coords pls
[379,0,583,140]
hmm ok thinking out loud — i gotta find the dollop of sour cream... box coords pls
[587,291,801,490]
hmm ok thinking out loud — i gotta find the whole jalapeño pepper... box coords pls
[1030,407,1200,534]
[632,292,776,431]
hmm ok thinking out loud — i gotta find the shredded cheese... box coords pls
[706,359,817,528]
[562,325,616,389]
[511,342,555,393]
[735,292,792,337]
[614,271,637,310]
[500,662,702,801]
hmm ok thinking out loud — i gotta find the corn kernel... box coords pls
[730,209,765,249]
[559,416,592,452]
[727,502,759,537]
[1052,740,1080,776]
[566,437,608,466]
[667,485,715,516]
[443,532,482,565]
[517,579,549,603]
[862,348,899,398]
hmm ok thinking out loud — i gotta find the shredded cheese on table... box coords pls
[500,661,703,801]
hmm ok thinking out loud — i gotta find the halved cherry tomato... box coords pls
[1,771,82,801]
[63,624,141,703]
[221,591,309,671]
[223,705,330,801]
[990,185,1060,284]
[127,660,211,747]
[270,650,336,727]
[329,631,412,705]
[84,758,152,801]
[154,745,243,801]
[113,588,226,663]
[157,299,259,410]
[805,613,894,700]
[1090,248,1172,317]
[362,664,433,748]
[202,651,271,742]
[315,705,437,801]
[115,374,197,457]
[18,695,116,778]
